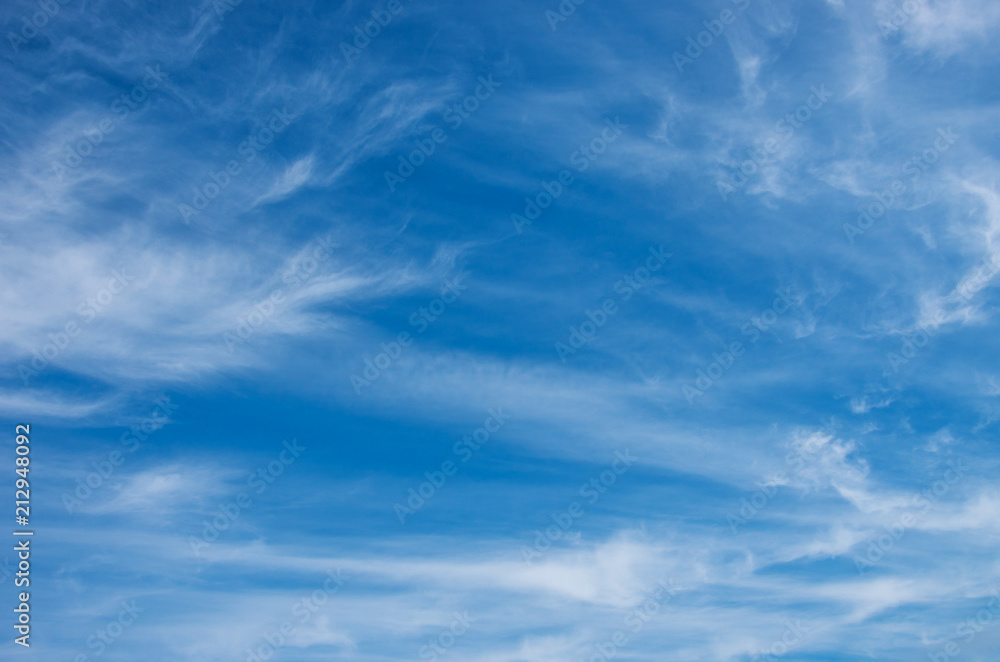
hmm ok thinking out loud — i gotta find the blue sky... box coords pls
[2,0,1000,659]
